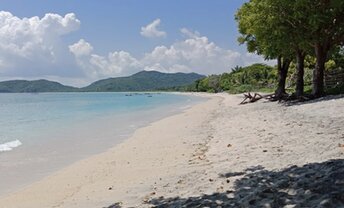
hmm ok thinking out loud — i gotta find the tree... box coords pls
[298,0,344,97]
[269,0,344,97]
[237,0,344,98]
[207,75,221,93]
[236,0,295,98]
[275,56,291,97]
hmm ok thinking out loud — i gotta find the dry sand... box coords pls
[1,93,344,208]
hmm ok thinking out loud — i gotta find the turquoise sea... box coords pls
[0,92,204,195]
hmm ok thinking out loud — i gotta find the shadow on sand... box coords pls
[146,159,344,208]
[280,94,344,107]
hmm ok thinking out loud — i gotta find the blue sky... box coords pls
[0,0,269,86]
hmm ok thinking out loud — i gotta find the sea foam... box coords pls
[0,140,22,152]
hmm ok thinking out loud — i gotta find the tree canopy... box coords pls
[236,0,344,98]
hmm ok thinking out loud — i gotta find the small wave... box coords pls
[0,140,22,152]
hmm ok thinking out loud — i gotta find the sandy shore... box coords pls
[1,93,344,207]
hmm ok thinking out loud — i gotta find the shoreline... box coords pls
[0,93,203,196]
[0,92,219,207]
[1,93,344,207]
[0,92,205,197]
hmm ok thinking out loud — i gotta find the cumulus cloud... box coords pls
[180,28,201,38]
[69,39,93,57]
[70,39,141,78]
[0,11,81,77]
[70,28,272,79]
[140,19,166,38]
[0,11,273,85]
[142,28,244,74]
[89,51,141,77]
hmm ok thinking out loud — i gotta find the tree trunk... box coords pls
[275,56,290,98]
[312,44,327,97]
[295,50,305,97]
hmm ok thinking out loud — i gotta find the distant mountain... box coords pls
[82,71,205,92]
[0,71,205,93]
[0,79,77,93]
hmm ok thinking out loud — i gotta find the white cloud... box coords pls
[180,28,201,38]
[89,51,141,77]
[70,39,141,79]
[142,28,243,74]
[70,29,273,79]
[0,11,81,77]
[140,19,166,38]
[69,39,93,57]
[0,11,274,85]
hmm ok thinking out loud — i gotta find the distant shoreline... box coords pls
[0,70,204,93]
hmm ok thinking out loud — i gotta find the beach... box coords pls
[1,93,344,207]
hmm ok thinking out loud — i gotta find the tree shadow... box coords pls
[147,159,344,208]
[281,94,344,107]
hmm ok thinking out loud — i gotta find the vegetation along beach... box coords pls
[0,0,343,207]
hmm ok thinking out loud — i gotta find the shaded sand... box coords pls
[1,93,344,207]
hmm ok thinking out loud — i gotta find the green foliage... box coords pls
[303,0,344,45]
[221,64,276,90]
[193,63,277,94]
[330,47,344,68]
[325,84,344,95]
[287,56,315,87]
[196,75,221,93]
[287,55,344,89]
[325,60,337,72]
[236,0,304,60]
[236,0,344,96]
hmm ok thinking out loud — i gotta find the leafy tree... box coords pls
[236,0,295,98]
[219,64,277,93]
[208,75,221,93]
[293,0,344,97]
[236,0,344,98]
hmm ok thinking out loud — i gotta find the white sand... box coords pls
[1,93,344,208]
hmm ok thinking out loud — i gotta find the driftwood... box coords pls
[240,92,274,105]
[240,92,315,105]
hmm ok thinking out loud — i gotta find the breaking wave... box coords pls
[0,140,22,152]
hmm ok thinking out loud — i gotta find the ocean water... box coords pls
[0,92,205,195]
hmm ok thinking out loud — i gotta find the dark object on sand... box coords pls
[240,92,274,104]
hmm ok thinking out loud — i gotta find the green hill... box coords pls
[0,71,205,93]
[82,71,205,92]
[0,79,78,93]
